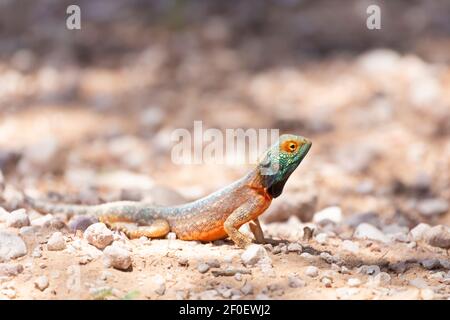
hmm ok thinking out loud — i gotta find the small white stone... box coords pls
[1,288,16,298]
[287,242,302,252]
[342,240,360,253]
[417,199,449,217]
[372,272,391,286]
[84,223,114,249]
[354,223,389,243]
[103,244,132,270]
[47,232,66,251]
[347,278,361,287]
[409,278,428,289]
[321,277,332,287]
[34,276,49,291]
[6,209,30,228]
[197,263,210,274]
[0,231,27,261]
[315,233,328,244]
[313,206,342,225]
[31,214,54,227]
[240,283,253,295]
[410,223,431,241]
[424,225,450,249]
[288,275,306,288]
[241,244,271,266]
[305,266,319,277]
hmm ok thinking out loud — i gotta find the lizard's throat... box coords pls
[265,177,289,198]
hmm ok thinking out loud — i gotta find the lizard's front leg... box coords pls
[224,196,268,248]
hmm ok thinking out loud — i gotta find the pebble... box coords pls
[79,255,93,265]
[439,259,450,269]
[234,273,243,281]
[103,244,132,271]
[19,226,41,237]
[389,261,407,273]
[68,215,98,232]
[241,244,271,266]
[305,266,319,277]
[424,225,450,249]
[300,252,314,260]
[354,223,389,243]
[421,259,440,270]
[6,209,30,228]
[287,242,302,253]
[1,288,16,299]
[34,276,49,291]
[319,252,337,264]
[417,198,449,217]
[178,258,189,267]
[347,278,361,287]
[321,277,332,287]
[409,277,428,289]
[206,259,220,268]
[197,263,210,274]
[313,206,342,225]
[342,240,360,253]
[288,275,306,288]
[315,233,328,244]
[372,272,391,285]
[409,223,431,241]
[47,232,66,251]
[30,214,54,227]
[240,282,254,295]
[0,231,27,261]
[340,266,351,274]
[358,265,380,276]
[84,223,114,249]
[336,287,359,299]
[0,263,23,276]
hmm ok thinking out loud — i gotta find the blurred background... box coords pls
[0,0,449,229]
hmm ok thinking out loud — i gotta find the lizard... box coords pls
[26,134,312,248]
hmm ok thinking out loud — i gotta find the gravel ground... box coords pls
[0,1,449,300]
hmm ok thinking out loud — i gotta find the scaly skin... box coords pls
[26,134,312,248]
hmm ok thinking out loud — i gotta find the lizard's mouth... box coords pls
[299,140,312,161]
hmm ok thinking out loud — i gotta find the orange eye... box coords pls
[282,141,298,152]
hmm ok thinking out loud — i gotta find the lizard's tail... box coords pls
[25,195,94,216]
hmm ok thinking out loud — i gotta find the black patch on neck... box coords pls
[265,177,288,198]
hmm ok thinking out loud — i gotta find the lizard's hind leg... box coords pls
[100,217,170,239]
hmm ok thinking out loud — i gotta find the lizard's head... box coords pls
[259,134,312,198]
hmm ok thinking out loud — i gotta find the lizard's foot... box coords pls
[106,219,170,239]
[234,235,252,249]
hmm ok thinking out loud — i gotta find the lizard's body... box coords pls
[27,134,311,248]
